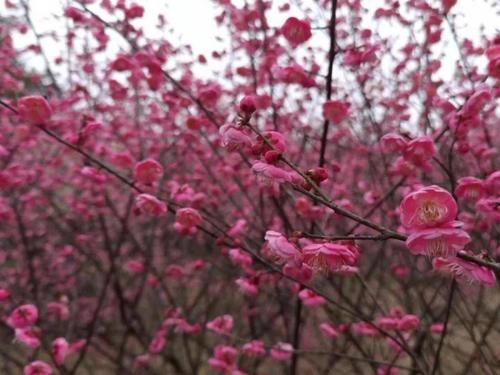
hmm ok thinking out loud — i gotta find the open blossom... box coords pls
[15,327,41,348]
[459,87,492,118]
[134,194,167,217]
[7,304,38,329]
[52,337,69,365]
[219,124,252,150]
[274,64,315,87]
[380,133,408,153]
[229,248,253,268]
[343,44,379,66]
[242,340,266,357]
[17,95,52,125]
[252,162,292,184]
[133,159,163,185]
[399,185,457,229]
[264,231,302,265]
[282,262,313,283]
[235,278,258,297]
[433,256,496,286]
[397,314,420,331]
[298,289,326,306]
[281,17,311,45]
[403,136,436,165]
[455,177,485,202]
[476,197,500,221]
[323,100,350,123]
[406,224,471,258]
[302,242,359,272]
[227,219,247,238]
[174,207,202,235]
[24,361,52,375]
[485,170,500,195]
[208,345,239,373]
[207,315,233,335]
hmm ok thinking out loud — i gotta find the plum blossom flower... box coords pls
[264,231,302,265]
[298,289,326,306]
[235,278,258,297]
[134,194,167,217]
[239,95,257,115]
[476,197,500,221]
[302,242,359,272]
[174,207,202,235]
[229,248,253,268]
[403,136,436,165]
[17,96,52,125]
[343,44,379,66]
[15,327,41,348]
[0,288,11,301]
[485,170,500,195]
[7,304,38,329]
[208,345,239,373]
[242,340,266,357]
[397,314,420,331]
[323,100,350,123]
[433,256,496,286]
[281,17,311,45]
[455,177,485,202]
[52,337,69,365]
[399,185,457,229]
[227,219,247,238]
[219,124,252,150]
[24,361,52,375]
[133,159,163,185]
[207,315,234,335]
[380,133,408,153]
[459,87,492,118]
[405,224,471,258]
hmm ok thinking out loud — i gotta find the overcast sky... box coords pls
[1,0,498,83]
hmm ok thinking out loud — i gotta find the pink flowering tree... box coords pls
[0,0,499,374]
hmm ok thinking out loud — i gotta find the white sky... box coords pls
[1,0,498,84]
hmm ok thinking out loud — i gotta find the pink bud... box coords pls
[239,95,257,115]
[17,96,52,125]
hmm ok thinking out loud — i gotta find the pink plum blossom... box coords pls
[399,185,457,229]
[17,96,52,125]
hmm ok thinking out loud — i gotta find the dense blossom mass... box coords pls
[0,0,498,374]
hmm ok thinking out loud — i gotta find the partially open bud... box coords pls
[307,167,328,184]
[239,95,257,115]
